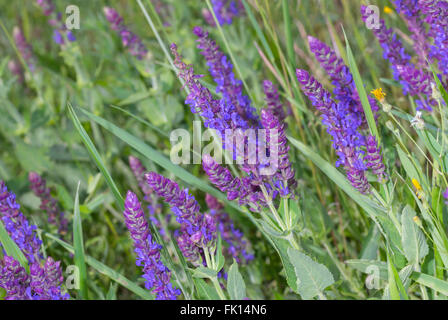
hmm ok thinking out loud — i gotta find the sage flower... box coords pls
[145,172,217,264]
[28,172,68,235]
[103,7,148,60]
[123,191,180,300]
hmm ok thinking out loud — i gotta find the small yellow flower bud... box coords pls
[384,6,393,14]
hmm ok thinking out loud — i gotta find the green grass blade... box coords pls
[45,233,154,300]
[411,272,448,297]
[67,103,124,211]
[78,106,238,211]
[0,220,28,271]
[342,28,380,143]
[282,0,295,66]
[73,182,88,299]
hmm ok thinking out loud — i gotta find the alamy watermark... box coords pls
[170,121,280,176]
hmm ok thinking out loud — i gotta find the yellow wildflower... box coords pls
[371,88,386,102]
[412,178,423,199]
[384,6,393,14]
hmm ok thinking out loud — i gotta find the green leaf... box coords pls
[386,251,409,300]
[342,28,379,142]
[287,248,334,299]
[214,235,225,272]
[227,260,246,300]
[191,267,218,279]
[345,259,388,280]
[193,278,220,300]
[67,104,124,211]
[410,272,448,296]
[45,233,153,300]
[73,182,88,299]
[401,205,428,265]
[0,219,28,271]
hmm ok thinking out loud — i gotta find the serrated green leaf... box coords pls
[192,267,218,279]
[287,248,334,299]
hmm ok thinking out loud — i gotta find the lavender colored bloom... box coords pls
[308,36,379,127]
[123,191,180,300]
[202,155,266,210]
[296,70,370,194]
[395,64,436,110]
[361,5,412,81]
[145,173,217,264]
[443,187,448,205]
[12,27,35,72]
[418,0,448,76]
[0,256,29,300]
[129,156,165,236]
[205,0,244,26]
[8,60,24,83]
[103,7,147,60]
[394,0,430,67]
[28,257,69,300]
[205,194,254,263]
[28,172,68,235]
[365,135,388,183]
[263,80,286,123]
[193,26,258,125]
[36,0,55,16]
[171,42,245,134]
[37,2,76,45]
[0,180,42,264]
[260,109,296,198]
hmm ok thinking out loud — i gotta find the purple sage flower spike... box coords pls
[204,0,244,26]
[123,191,180,300]
[145,173,217,264]
[13,27,35,72]
[296,69,370,194]
[205,194,254,263]
[365,135,388,183]
[0,180,43,263]
[307,35,379,126]
[418,0,448,76]
[193,26,258,125]
[262,80,286,123]
[260,109,296,198]
[103,7,148,60]
[28,172,68,235]
[0,256,29,300]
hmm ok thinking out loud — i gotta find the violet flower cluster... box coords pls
[129,156,164,235]
[123,191,180,300]
[361,4,441,111]
[0,180,68,300]
[12,27,36,73]
[263,80,286,123]
[145,172,217,265]
[1,180,42,264]
[296,70,371,193]
[28,172,68,235]
[103,7,148,60]
[36,0,76,45]
[172,31,297,207]
[418,0,448,76]
[193,26,258,125]
[205,194,253,263]
[0,256,68,300]
[203,0,244,26]
[308,36,379,128]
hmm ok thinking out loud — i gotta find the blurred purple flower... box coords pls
[103,7,148,60]
[205,194,253,263]
[28,172,68,235]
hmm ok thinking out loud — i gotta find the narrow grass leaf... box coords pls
[73,182,88,299]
